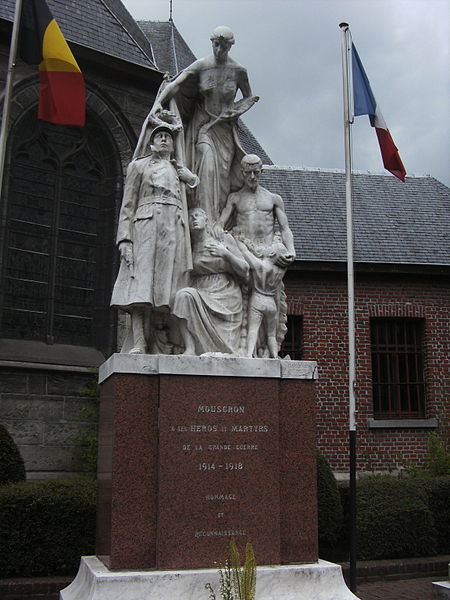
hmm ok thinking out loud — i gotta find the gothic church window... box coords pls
[0,110,119,353]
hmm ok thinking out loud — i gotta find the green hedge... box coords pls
[357,477,437,559]
[0,424,26,486]
[425,476,450,554]
[0,478,96,577]
[1,472,448,577]
[316,452,343,558]
[338,476,439,560]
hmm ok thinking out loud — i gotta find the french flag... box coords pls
[352,43,406,182]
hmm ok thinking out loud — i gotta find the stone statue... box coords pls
[236,240,288,358]
[217,154,296,357]
[218,154,296,266]
[173,208,249,355]
[110,125,199,354]
[147,26,259,223]
[112,28,298,358]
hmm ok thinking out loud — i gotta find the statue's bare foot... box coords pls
[182,346,196,355]
[130,346,146,354]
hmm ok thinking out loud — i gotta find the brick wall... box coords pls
[285,271,450,475]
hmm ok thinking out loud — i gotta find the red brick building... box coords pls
[267,167,450,475]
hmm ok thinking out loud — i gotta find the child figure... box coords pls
[236,239,287,358]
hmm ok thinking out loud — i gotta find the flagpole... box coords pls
[339,21,357,594]
[0,0,24,202]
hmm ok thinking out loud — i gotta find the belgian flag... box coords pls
[19,0,85,126]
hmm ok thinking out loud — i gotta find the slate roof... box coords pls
[260,167,450,266]
[138,20,196,76]
[138,20,273,165]
[1,0,157,70]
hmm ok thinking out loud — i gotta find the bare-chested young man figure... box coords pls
[217,154,296,268]
[216,154,296,357]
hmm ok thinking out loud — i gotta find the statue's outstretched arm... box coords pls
[274,200,296,260]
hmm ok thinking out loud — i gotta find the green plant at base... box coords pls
[401,432,450,478]
[231,539,256,600]
[427,432,450,476]
[205,539,256,600]
[205,560,234,600]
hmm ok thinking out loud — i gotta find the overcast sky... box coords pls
[121,0,449,186]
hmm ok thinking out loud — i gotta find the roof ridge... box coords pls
[170,20,179,74]
[138,18,198,74]
[263,165,433,179]
[98,0,157,68]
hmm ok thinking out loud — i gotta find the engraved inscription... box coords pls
[198,462,244,471]
[231,425,268,432]
[208,444,231,451]
[235,444,258,450]
[164,396,275,544]
[205,493,237,501]
[195,529,247,538]
[191,425,218,432]
[172,426,269,436]
[198,405,245,414]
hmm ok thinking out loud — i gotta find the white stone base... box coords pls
[60,556,360,600]
[98,353,318,383]
[433,581,450,599]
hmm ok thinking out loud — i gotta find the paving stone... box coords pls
[358,576,448,600]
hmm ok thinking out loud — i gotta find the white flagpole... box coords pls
[339,21,357,594]
[0,0,24,202]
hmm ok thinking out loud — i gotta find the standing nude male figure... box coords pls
[217,154,296,357]
[217,154,295,267]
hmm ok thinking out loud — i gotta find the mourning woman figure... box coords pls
[174,208,249,355]
[149,26,259,223]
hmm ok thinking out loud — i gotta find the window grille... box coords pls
[371,318,426,419]
[280,315,303,361]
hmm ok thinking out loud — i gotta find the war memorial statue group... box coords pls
[61,24,361,600]
[110,25,296,359]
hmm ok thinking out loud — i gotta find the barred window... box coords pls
[280,315,303,361]
[0,111,119,353]
[371,318,426,419]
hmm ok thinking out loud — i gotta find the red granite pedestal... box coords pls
[95,354,318,571]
